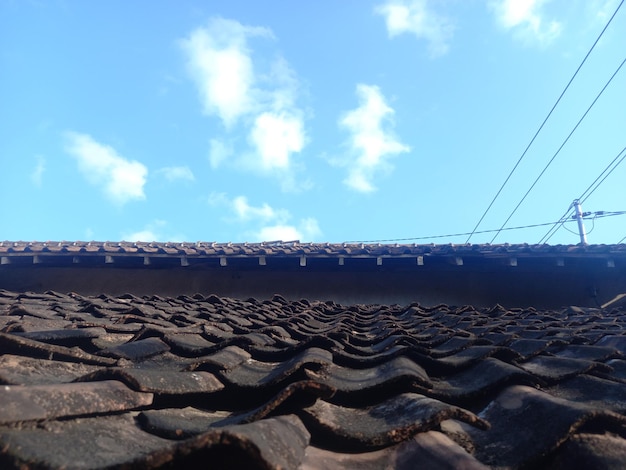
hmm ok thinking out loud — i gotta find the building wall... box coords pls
[1,263,624,308]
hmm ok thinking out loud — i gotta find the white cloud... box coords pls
[231,195,287,222]
[337,84,410,193]
[181,18,308,189]
[249,111,305,170]
[122,220,185,242]
[254,217,322,242]
[208,138,233,168]
[157,166,195,182]
[594,0,621,21]
[65,132,148,205]
[375,0,454,57]
[255,224,302,242]
[122,220,166,241]
[209,193,321,242]
[31,155,45,187]
[489,0,562,45]
[207,191,229,207]
[123,229,160,242]
[299,217,323,240]
[180,17,271,127]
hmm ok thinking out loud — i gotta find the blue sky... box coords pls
[1,0,624,245]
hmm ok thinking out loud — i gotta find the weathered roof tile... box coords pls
[301,431,489,470]
[301,393,487,451]
[0,413,170,469]
[78,368,224,395]
[2,289,626,467]
[99,337,171,360]
[0,355,101,385]
[468,385,626,468]
[0,380,153,423]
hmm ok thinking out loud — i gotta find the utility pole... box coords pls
[572,199,588,245]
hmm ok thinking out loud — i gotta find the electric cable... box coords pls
[345,211,626,244]
[465,0,625,244]
[580,144,626,204]
[586,215,597,235]
[563,223,581,236]
[538,144,626,244]
[490,55,626,244]
[538,205,574,244]
[618,235,626,244]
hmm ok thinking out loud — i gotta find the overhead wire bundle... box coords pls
[464,0,625,245]
[538,144,626,244]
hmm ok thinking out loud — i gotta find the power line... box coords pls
[465,0,625,244]
[537,144,626,244]
[580,144,626,204]
[538,205,574,244]
[619,235,626,244]
[585,215,597,236]
[586,211,626,218]
[490,55,626,244]
[345,211,626,244]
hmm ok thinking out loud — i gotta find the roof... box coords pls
[2,289,626,468]
[2,241,626,308]
[2,241,626,468]
[3,240,626,260]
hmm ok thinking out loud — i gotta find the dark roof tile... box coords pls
[301,431,489,470]
[162,332,218,356]
[0,380,153,424]
[600,359,626,382]
[139,380,334,440]
[0,413,171,469]
[467,385,626,468]
[144,415,311,469]
[0,355,101,385]
[0,331,117,366]
[13,327,106,348]
[187,345,252,372]
[77,368,224,395]
[548,374,626,413]
[309,356,431,398]
[300,393,487,451]
[432,358,543,405]
[550,433,626,470]
[138,407,231,439]
[595,335,626,355]
[517,355,612,383]
[99,337,171,360]
[220,347,333,389]
[2,290,626,467]
[435,345,521,371]
[507,338,561,359]
[552,344,621,362]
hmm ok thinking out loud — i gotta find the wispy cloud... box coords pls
[255,218,321,242]
[231,195,288,222]
[249,111,305,171]
[65,132,148,205]
[336,84,410,193]
[31,155,45,187]
[489,0,562,45]
[157,166,195,182]
[594,0,621,22]
[247,57,307,174]
[208,193,321,242]
[208,138,233,169]
[375,0,454,57]
[180,17,271,127]
[122,220,185,242]
[181,18,307,190]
